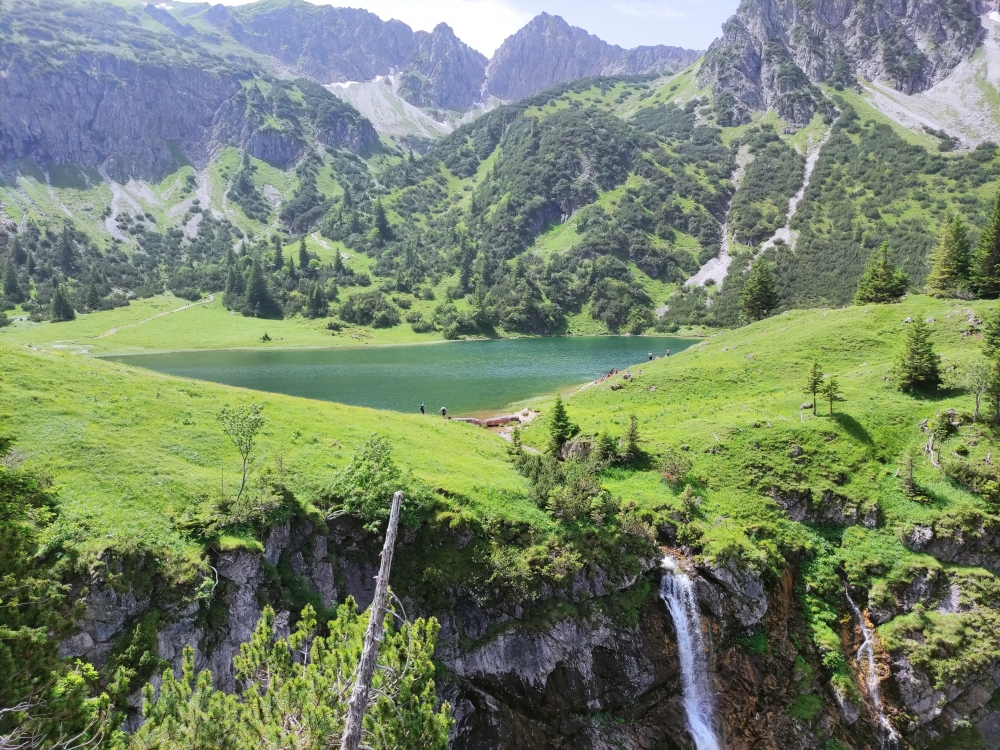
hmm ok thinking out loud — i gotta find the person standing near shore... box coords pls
[420,403,425,414]
[440,406,447,418]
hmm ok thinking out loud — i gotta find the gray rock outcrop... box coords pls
[700,0,987,125]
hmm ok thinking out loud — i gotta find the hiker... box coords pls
[440,406,447,418]
[420,403,425,414]
[665,349,671,357]
[648,352,653,361]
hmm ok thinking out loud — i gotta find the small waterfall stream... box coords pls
[845,589,900,749]
[659,557,721,750]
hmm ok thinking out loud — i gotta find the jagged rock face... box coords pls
[484,13,702,102]
[700,0,986,125]
[209,2,486,109]
[0,55,240,181]
[401,24,488,110]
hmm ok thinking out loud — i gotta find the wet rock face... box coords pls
[771,486,878,528]
[700,0,985,125]
[442,598,689,750]
[483,13,701,102]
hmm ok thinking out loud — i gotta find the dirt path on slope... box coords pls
[93,295,215,339]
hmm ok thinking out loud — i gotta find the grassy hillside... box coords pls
[518,294,1000,697]
[0,340,537,569]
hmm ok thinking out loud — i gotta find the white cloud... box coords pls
[611,1,686,19]
[213,0,530,55]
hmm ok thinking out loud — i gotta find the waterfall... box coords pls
[845,589,900,749]
[659,557,721,750]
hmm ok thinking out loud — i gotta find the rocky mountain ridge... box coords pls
[701,0,990,126]
[196,0,701,109]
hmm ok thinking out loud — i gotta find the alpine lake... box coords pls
[112,336,697,416]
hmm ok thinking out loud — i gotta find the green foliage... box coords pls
[338,291,400,328]
[730,126,805,245]
[804,362,823,416]
[788,693,823,721]
[819,376,842,417]
[546,394,575,455]
[973,189,1000,298]
[739,260,780,324]
[893,319,941,393]
[926,214,971,295]
[854,243,909,304]
[50,284,75,322]
[228,153,271,222]
[0,440,110,746]
[132,602,452,750]
[326,434,434,530]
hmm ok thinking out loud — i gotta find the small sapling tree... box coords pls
[965,359,992,422]
[819,377,842,417]
[547,394,574,456]
[619,415,641,466]
[217,403,265,501]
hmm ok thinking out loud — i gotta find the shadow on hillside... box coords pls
[833,413,873,445]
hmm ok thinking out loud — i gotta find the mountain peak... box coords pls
[484,12,701,101]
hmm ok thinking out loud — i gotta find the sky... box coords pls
[214,0,741,56]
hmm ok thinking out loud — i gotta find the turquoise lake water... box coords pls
[114,336,696,416]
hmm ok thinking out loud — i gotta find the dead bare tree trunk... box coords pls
[340,490,403,750]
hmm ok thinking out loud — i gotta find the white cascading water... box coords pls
[845,589,900,749]
[659,557,721,750]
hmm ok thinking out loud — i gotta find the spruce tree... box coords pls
[854,243,909,304]
[926,215,970,296]
[547,394,574,455]
[85,283,101,312]
[973,189,1000,298]
[803,361,822,416]
[59,224,74,271]
[245,259,272,317]
[620,415,641,466]
[459,239,475,292]
[299,238,311,275]
[738,260,779,325]
[11,236,26,266]
[50,285,75,322]
[374,199,391,240]
[2,261,21,303]
[306,284,326,319]
[893,319,941,393]
[819,376,842,417]
[983,305,1000,359]
[272,236,284,271]
[333,247,344,275]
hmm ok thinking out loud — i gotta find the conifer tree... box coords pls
[987,359,1000,424]
[59,224,75,271]
[547,394,574,455]
[85,283,101,312]
[983,305,1000,359]
[819,376,842,417]
[374,199,391,240]
[333,247,344,275]
[620,415,641,466]
[854,243,909,304]
[11,235,26,266]
[973,189,1000,298]
[459,239,475,292]
[50,285,75,322]
[272,236,284,271]
[803,361,822,416]
[2,261,21,303]
[306,283,327,319]
[738,260,779,324]
[245,259,271,317]
[299,237,311,276]
[926,215,970,296]
[893,319,941,393]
